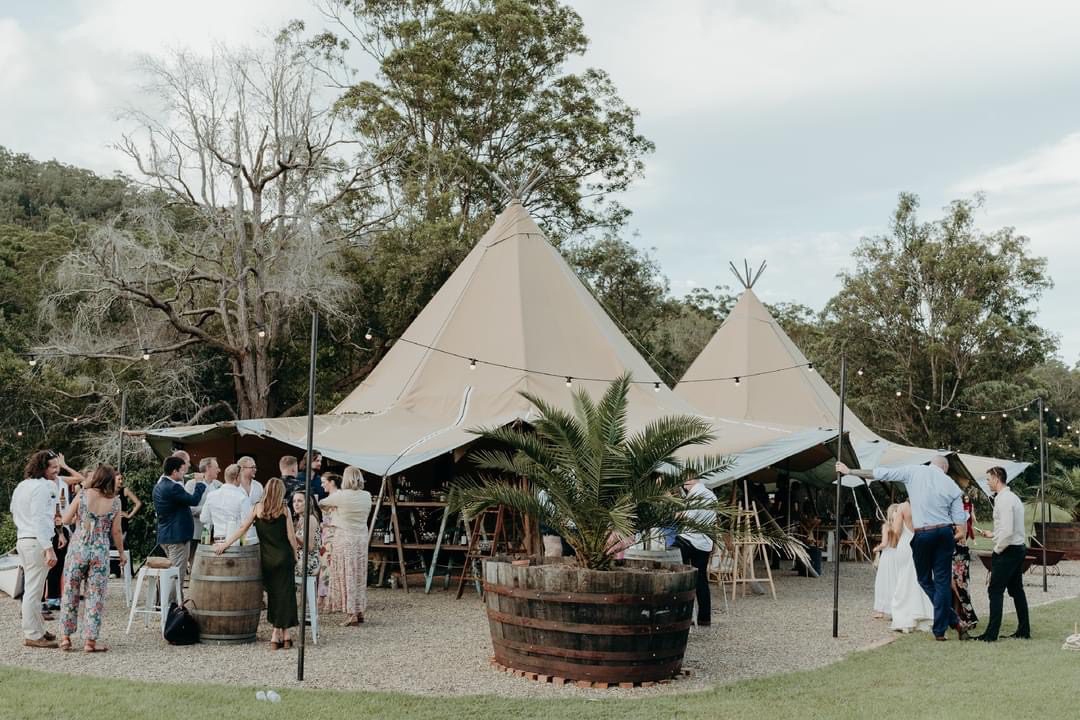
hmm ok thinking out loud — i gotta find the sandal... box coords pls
[269,640,282,650]
[283,638,293,649]
[83,642,108,653]
[59,638,74,652]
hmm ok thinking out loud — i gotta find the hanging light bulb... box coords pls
[734,376,741,385]
[925,404,931,411]
[856,369,864,376]
[653,382,661,392]
[364,328,373,341]
[1002,413,1008,418]
[469,359,477,370]
[28,357,37,367]
[955,412,962,418]
[565,377,572,387]
[257,327,266,339]
[16,430,23,437]
[895,391,903,397]
[72,417,79,423]
[807,362,814,372]
[980,415,986,420]
[141,349,151,361]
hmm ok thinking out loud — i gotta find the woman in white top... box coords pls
[890,501,934,633]
[871,503,900,619]
[319,467,372,626]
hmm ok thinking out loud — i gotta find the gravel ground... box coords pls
[2,559,1077,698]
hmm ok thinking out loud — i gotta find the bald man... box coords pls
[837,456,969,641]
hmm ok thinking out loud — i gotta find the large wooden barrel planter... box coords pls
[483,556,696,684]
[188,544,264,644]
[1034,523,1080,560]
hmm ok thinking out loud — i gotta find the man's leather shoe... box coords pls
[1007,632,1031,639]
[973,634,996,642]
[24,637,58,649]
[934,636,947,641]
[42,631,56,642]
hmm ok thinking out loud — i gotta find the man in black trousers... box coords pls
[975,466,1030,641]
[676,476,717,626]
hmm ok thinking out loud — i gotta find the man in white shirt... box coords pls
[187,457,221,559]
[10,450,61,648]
[676,476,718,627]
[236,456,263,544]
[974,466,1030,642]
[200,463,250,542]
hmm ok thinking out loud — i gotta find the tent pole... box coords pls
[1038,397,1047,593]
[832,353,846,639]
[298,309,319,681]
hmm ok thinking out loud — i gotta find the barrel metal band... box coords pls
[485,608,692,635]
[190,608,263,617]
[482,583,695,605]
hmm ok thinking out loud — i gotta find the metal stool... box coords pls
[125,565,182,635]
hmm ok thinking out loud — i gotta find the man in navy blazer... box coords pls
[153,455,205,583]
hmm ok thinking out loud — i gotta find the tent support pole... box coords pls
[298,309,318,681]
[832,353,846,639]
[1038,397,1047,593]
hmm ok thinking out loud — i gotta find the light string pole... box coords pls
[118,389,127,474]
[1038,396,1047,593]
[832,353,846,639]
[298,309,319,681]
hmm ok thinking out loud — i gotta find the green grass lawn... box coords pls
[4,598,1080,720]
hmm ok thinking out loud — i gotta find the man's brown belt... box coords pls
[913,523,951,533]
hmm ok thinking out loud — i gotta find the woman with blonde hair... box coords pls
[216,477,299,649]
[871,503,901,619]
[319,467,371,625]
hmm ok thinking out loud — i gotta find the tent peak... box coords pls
[729,259,767,289]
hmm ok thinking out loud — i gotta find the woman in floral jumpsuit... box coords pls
[58,465,125,652]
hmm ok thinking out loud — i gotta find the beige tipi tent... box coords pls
[673,282,1028,492]
[148,203,849,485]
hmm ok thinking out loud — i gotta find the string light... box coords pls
[469,359,477,370]
[653,382,661,392]
[857,369,864,376]
[925,404,931,411]
[734,376,741,385]
[565,377,572,387]
[955,412,962,418]
[807,362,814,372]
[896,391,903,397]
[980,415,986,420]
[141,349,151,361]
[16,431,23,437]
[257,327,266,339]
[28,357,37,367]
[364,328,373,341]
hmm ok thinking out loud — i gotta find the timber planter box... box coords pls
[482,556,697,684]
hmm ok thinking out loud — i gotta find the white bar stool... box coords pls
[295,575,318,644]
[126,565,182,635]
[109,550,132,607]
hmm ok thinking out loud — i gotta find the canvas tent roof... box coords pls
[674,286,1028,493]
[148,203,851,483]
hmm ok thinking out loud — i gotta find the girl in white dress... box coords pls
[890,501,934,633]
[872,504,901,618]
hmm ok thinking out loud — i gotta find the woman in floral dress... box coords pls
[952,491,979,632]
[319,468,371,626]
[58,465,125,653]
[291,492,322,577]
[317,473,340,606]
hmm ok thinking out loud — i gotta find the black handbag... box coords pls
[163,599,200,645]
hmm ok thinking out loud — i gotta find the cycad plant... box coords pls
[451,374,802,571]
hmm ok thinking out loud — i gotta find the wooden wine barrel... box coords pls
[483,556,696,684]
[1034,523,1080,560]
[188,544,263,644]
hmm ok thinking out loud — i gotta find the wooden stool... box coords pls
[125,565,182,635]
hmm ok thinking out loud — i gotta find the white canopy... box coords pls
[149,204,848,482]
[674,286,1028,492]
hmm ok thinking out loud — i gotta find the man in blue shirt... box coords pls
[837,456,969,640]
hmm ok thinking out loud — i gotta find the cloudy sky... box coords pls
[2,0,1078,362]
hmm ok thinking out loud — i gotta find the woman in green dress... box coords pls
[215,477,299,649]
